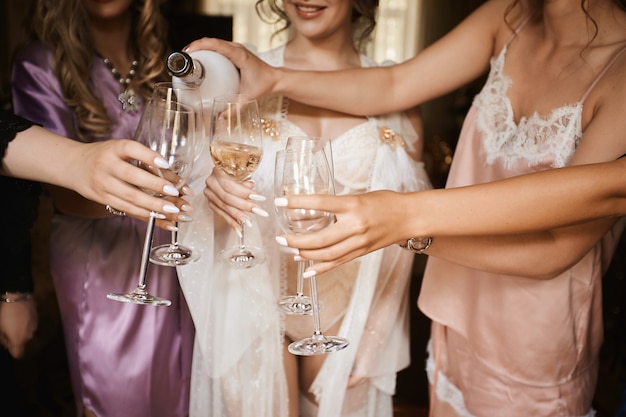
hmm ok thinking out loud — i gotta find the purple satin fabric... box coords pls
[11,42,193,417]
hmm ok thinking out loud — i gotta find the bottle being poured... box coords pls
[166,50,240,104]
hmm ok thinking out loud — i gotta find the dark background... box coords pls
[2,0,625,416]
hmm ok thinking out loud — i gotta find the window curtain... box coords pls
[198,0,424,62]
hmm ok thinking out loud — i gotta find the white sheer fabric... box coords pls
[197,0,423,62]
[178,44,431,417]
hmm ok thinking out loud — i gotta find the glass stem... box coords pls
[136,214,157,291]
[170,222,179,248]
[238,219,246,250]
[296,261,305,297]
[308,261,323,339]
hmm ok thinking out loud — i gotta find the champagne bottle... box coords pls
[166,50,239,103]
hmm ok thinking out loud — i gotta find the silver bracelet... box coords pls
[1,292,33,303]
[399,236,432,254]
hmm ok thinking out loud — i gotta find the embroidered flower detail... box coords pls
[379,127,406,150]
[260,117,280,141]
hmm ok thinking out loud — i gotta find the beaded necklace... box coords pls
[103,57,139,113]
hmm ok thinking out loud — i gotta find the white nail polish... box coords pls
[178,214,193,222]
[275,236,288,246]
[153,212,167,219]
[252,207,269,217]
[293,255,303,262]
[154,157,170,169]
[163,204,180,213]
[274,197,288,207]
[303,270,317,279]
[166,224,179,232]
[249,194,266,202]
[163,185,179,196]
[240,217,252,228]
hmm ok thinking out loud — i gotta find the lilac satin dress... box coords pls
[11,42,193,417]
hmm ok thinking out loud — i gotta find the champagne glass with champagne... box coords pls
[209,94,265,269]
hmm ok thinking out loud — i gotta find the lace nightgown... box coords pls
[177,45,431,417]
[418,27,626,417]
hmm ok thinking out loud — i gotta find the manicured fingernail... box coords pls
[303,270,317,279]
[274,197,288,207]
[294,255,303,262]
[163,204,180,213]
[252,207,269,217]
[154,157,170,169]
[240,217,252,228]
[181,185,195,196]
[153,212,167,219]
[178,214,193,222]
[181,204,193,212]
[183,46,190,52]
[249,193,266,202]
[275,236,288,246]
[288,247,299,255]
[166,224,179,232]
[163,184,179,196]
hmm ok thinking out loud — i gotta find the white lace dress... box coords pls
[177,45,431,417]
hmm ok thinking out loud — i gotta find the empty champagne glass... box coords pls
[274,137,333,315]
[275,147,349,355]
[107,100,196,306]
[210,94,265,269]
[149,82,204,266]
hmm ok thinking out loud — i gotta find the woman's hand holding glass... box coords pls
[107,99,196,306]
[275,146,349,355]
[209,94,265,269]
[148,82,204,266]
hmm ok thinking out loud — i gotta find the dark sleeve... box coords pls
[0,109,40,293]
[0,109,35,170]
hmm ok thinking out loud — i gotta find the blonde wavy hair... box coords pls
[30,0,169,142]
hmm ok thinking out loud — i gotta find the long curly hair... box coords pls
[255,0,379,52]
[29,0,169,142]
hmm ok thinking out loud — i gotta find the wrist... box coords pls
[1,292,33,303]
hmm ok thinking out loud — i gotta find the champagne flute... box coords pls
[107,100,196,306]
[275,148,349,355]
[274,137,333,315]
[149,82,204,266]
[210,94,265,269]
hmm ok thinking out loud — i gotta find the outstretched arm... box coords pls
[276,158,626,275]
[185,0,511,116]
[2,125,190,224]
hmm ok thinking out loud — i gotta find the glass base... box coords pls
[219,245,265,269]
[277,295,313,315]
[106,288,172,307]
[288,334,349,356]
[150,244,200,266]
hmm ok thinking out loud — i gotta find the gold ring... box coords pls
[105,204,126,216]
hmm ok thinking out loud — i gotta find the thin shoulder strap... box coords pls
[580,46,626,103]
[503,14,532,48]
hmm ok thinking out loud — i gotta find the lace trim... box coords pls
[474,47,581,169]
[426,341,476,417]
